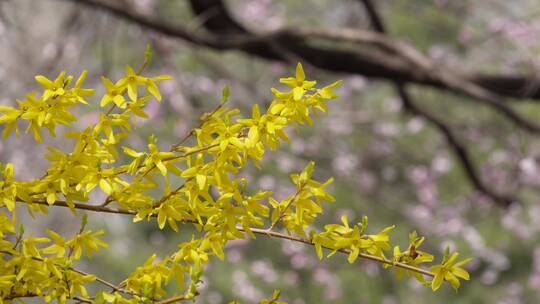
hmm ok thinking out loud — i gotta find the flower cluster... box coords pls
[0,60,471,304]
[0,71,94,142]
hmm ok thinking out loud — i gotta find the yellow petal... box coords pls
[296,63,305,82]
[196,174,206,190]
[431,272,444,291]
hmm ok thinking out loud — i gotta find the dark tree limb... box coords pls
[62,0,540,135]
[397,86,515,207]
[62,0,540,101]
[185,0,540,134]
[62,0,519,206]
[358,0,515,207]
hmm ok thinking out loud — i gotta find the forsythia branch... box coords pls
[1,61,471,303]
[13,198,435,278]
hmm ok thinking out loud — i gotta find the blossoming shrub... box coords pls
[0,55,471,303]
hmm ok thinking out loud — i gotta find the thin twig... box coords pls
[241,227,435,277]
[155,294,187,304]
[14,199,434,278]
[59,0,540,101]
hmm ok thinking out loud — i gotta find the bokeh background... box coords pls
[2,0,540,303]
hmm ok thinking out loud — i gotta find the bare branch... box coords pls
[14,198,435,279]
[60,0,540,100]
[397,86,516,207]
[56,0,525,206]
[358,0,516,207]
[58,0,540,135]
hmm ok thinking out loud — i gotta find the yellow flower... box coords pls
[155,199,186,230]
[42,229,68,257]
[239,105,288,151]
[214,124,245,152]
[0,105,21,139]
[93,113,131,143]
[76,167,118,195]
[0,163,16,211]
[279,63,316,100]
[317,80,342,99]
[143,135,177,176]
[0,213,15,239]
[2,61,477,300]
[20,93,50,127]
[100,76,127,108]
[35,71,67,100]
[126,95,152,118]
[145,75,173,101]
[387,231,434,282]
[2,70,92,142]
[237,104,263,146]
[69,70,95,104]
[364,225,394,258]
[430,252,472,291]
[0,275,15,290]
[67,229,108,259]
[119,65,147,101]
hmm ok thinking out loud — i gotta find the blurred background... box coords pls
[2,0,540,303]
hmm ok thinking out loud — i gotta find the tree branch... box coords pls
[397,86,515,206]
[191,0,540,134]
[55,0,524,206]
[358,0,515,207]
[14,198,435,278]
[60,0,540,135]
[60,0,540,101]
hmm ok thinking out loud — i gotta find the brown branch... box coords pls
[73,296,93,303]
[188,0,540,132]
[243,227,435,277]
[358,0,386,32]
[53,0,523,207]
[24,197,139,215]
[59,0,540,135]
[14,198,434,278]
[397,87,516,207]
[155,294,187,304]
[358,0,515,207]
[59,0,540,101]
[2,292,39,301]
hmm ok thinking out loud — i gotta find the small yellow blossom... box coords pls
[430,252,472,291]
[100,76,127,108]
[279,63,316,100]
[35,71,67,100]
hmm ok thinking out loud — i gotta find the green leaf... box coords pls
[145,43,153,64]
[81,213,88,231]
[221,85,230,104]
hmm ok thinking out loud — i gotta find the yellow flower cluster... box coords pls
[0,71,94,142]
[0,60,471,304]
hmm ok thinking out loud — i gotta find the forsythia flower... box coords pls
[430,251,472,291]
[279,63,316,100]
[0,70,94,142]
[270,161,334,236]
[141,135,178,176]
[386,231,434,282]
[100,76,128,108]
[0,163,16,211]
[35,71,68,100]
